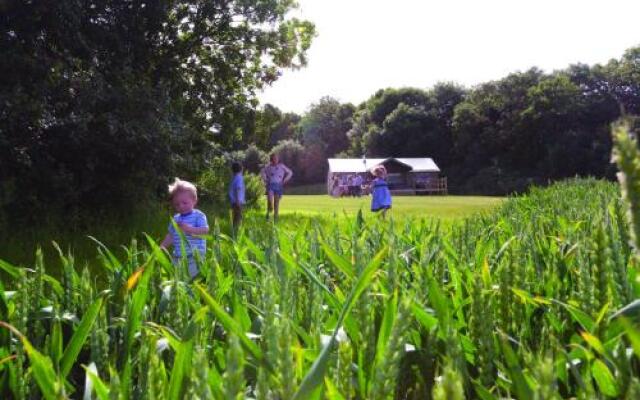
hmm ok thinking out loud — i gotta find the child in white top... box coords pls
[260,153,293,221]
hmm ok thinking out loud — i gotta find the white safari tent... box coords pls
[327,157,447,195]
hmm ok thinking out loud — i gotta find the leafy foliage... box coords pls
[0,0,315,222]
[339,50,640,194]
[196,156,263,211]
[1,177,640,399]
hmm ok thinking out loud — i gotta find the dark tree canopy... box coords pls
[0,0,314,220]
[300,96,354,156]
[2,0,639,219]
[339,51,640,194]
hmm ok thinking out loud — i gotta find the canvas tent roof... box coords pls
[327,157,440,173]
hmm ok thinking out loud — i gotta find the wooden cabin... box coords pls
[327,157,447,196]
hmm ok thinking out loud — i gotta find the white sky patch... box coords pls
[258,0,640,113]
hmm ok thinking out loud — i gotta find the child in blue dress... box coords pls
[370,166,392,218]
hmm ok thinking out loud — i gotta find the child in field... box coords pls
[260,153,293,221]
[161,178,209,278]
[370,166,392,218]
[229,161,245,234]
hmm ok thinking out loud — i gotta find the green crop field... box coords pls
[0,195,501,271]
[3,177,640,399]
[279,195,504,219]
[1,127,640,399]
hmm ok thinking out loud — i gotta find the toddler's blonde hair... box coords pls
[373,165,387,177]
[168,178,198,200]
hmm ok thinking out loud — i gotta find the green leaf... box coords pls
[610,299,640,323]
[510,287,529,301]
[194,284,266,368]
[554,353,569,385]
[167,323,196,400]
[144,233,174,275]
[83,362,110,400]
[472,379,498,400]
[346,246,387,318]
[324,377,347,400]
[441,238,459,263]
[207,365,225,399]
[279,251,339,308]
[494,236,516,262]
[0,348,16,365]
[580,331,606,357]
[243,237,266,264]
[292,246,387,400]
[499,333,532,399]
[553,300,595,332]
[591,359,618,397]
[320,240,355,280]
[0,259,20,278]
[42,274,64,298]
[618,317,640,357]
[125,261,154,355]
[595,302,610,326]
[87,236,121,272]
[50,320,63,369]
[24,339,64,399]
[428,278,450,331]
[60,295,104,378]
[410,302,438,331]
[481,257,491,287]
[153,324,182,351]
[0,322,63,400]
[374,291,397,368]
[121,258,155,398]
[0,281,7,321]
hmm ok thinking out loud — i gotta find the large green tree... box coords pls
[242,104,301,150]
[0,0,314,220]
[269,111,301,147]
[300,97,354,155]
[352,84,465,168]
[296,97,354,182]
[348,87,432,157]
[347,49,640,194]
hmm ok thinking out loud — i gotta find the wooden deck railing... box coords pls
[390,177,448,195]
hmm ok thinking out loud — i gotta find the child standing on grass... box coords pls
[161,178,209,278]
[260,153,293,222]
[229,161,245,234]
[370,166,392,218]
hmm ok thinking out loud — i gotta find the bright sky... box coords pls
[258,0,640,114]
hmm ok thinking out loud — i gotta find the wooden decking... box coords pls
[390,177,448,195]
[333,177,448,196]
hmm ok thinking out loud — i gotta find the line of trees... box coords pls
[1,0,639,228]
[0,0,314,225]
[235,46,640,194]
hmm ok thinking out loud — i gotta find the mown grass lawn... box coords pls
[277,194,504,219]
[1,195,503,270]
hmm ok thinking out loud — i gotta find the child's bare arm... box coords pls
[160,233,172,249]
[178,223,209,235]
[283,164,293,184]
[190,225,210,235]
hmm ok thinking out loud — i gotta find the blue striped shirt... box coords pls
[168,209,208,258]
